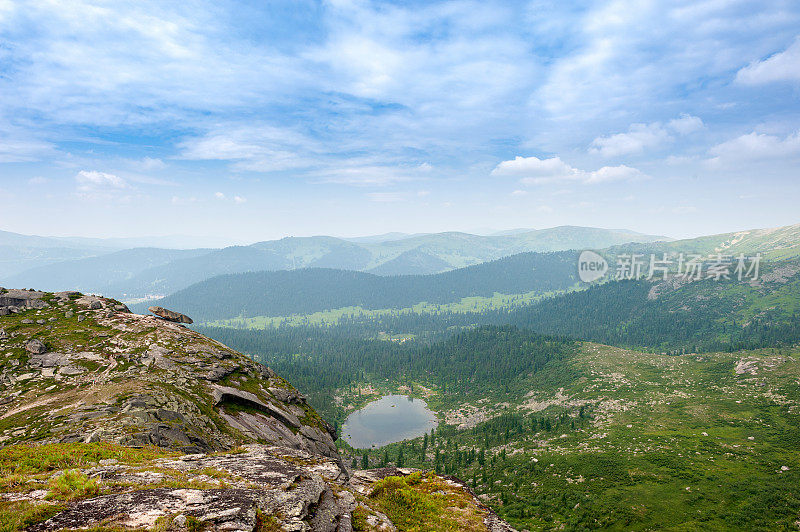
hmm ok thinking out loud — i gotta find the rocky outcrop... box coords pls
[350,467,517,532]
[148,305,193,324]
[28,445,353,532]
[0,290,340,461]
[10,443,515,532]
[0,287,50,314]
[0,288,516,531]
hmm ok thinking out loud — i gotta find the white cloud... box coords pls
[314,164,425,186]
[491,155,647,185]
[706,130,800,166]
[179,125,317,172]
[0,134,54,163]
[736,38,800,85]
[133,157,166,171]
[534,0,795,126]
[0,2,305,128]
[0,0,538,179]
[584,165,644,184]
[491,156,578,181]
[667,114,704,135]
[590,114,703,157]
[511,189,528,196]
[212,191,246,204]
[75,170,127,191]
[590,123,671,157]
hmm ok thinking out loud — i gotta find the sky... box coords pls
[1,0,799,242]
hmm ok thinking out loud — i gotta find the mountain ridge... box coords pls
[4,226,668,300]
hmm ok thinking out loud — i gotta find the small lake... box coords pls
[342,394,438,449]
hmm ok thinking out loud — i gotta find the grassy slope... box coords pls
[606,222,800,261]
[203,288,567,329]
[344,342,800,531]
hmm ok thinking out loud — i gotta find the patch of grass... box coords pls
[351,505,371,531]
[368,472,486,531]
[46,469,99,500]
[0,500,64,531]
[198,467,232,481]
[0,442,175,476]
[186,516,207,532]
[254,509,282,532]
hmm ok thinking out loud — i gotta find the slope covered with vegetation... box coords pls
[206,320,800,531]
[508,259,800,353]
[144,251,580,322]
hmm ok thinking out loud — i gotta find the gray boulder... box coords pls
[25,339,47,354]
[148,306,193,324]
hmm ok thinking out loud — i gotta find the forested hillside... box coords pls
[199,322,800,531]
[508,259,800,353]
[198,324,577,423]
[144,251,580,321]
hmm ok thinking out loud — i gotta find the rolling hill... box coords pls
[137,251,581,322]
[508,256,800,352]
[0,229,116,279]
[604,222,800,261]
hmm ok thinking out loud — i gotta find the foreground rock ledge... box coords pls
[19,445,513,532]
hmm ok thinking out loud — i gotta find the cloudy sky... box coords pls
[1,0,799,242]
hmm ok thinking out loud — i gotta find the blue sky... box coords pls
[1,0,799,242]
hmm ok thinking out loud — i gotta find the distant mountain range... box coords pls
[2,226,668,299]
[137,221,800,324]
[0,230,241,280]
[507,256,800,353]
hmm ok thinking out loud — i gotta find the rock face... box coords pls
[148,305,193,324]
[0,288,516,531]
[0,290,337,460]
[0,287,50,314]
